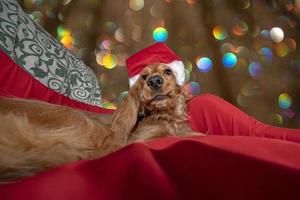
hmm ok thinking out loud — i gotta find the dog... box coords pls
[0,63,200,182]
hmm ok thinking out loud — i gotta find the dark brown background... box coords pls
[19,0,300,128]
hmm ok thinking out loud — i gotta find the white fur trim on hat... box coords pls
[166,60,185,86]
[128,60,185,87]
[129,74,140,87]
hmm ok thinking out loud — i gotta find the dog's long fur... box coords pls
[0,64,199,182]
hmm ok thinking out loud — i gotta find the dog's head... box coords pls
[134,63,187,113]
[111,63,189,143]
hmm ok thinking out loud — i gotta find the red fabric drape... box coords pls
[1,49,300,199]
[1,95,300,200]
[0,135,300,200]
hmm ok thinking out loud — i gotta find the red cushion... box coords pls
[188,94,300,144]
[0,50,113,114]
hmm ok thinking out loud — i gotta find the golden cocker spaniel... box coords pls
[0,63,200,182]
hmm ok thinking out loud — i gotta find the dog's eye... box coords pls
[141,74,148,80]
[164,68,173,75]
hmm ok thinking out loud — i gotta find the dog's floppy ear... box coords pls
[178,84,192,101]
[110,82,141,145]
[172,84,192,119]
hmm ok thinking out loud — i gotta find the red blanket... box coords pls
[0,135,300,200]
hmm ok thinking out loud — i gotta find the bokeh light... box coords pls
[129,0,144,11]
[282,109,296,118]
[102,102,117,109]
[274,42,289,57]
[236,46,250,58]
[260,47,273,61]
[119,91,129,103]
[248,61,262,78]
[287,38,297,51]
[57,26,74,49]
[241,81,262,97]
[270,27,284,43]
[96,51,105,65]
[185,82,201,95]
[102,54,117,69]
[237,94,248,107]
[232,20,248,36]
[185,60,193,72]
[57,26,68,38]
[185,69,191,82]
[213,26,228,40]
[220,42,235,53]
[100,39,113,50]
[186,0,198,6]
[115,28,125,42]
[24,0,43,8]
[269,114,284,126]
[28,10,42,22]
[222,53,237,68]
[196,57,213,72]
[153,27,168,42]
[238,0,250,9]
[60,34,74,49]
[62,0,72,6]
[103,21,118,35]
[260,29,271,39]
[278,93,292,109]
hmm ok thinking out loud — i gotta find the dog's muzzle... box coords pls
[147,75,164,90]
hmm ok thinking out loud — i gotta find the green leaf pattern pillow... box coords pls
[0,0,102,106]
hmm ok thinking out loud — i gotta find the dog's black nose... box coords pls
[147,75,164,90]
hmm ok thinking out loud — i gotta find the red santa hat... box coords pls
[125,43,185,87]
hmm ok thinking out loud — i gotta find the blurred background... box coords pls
[18,0,300,128]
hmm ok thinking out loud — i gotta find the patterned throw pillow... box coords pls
[0,0,102,106]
